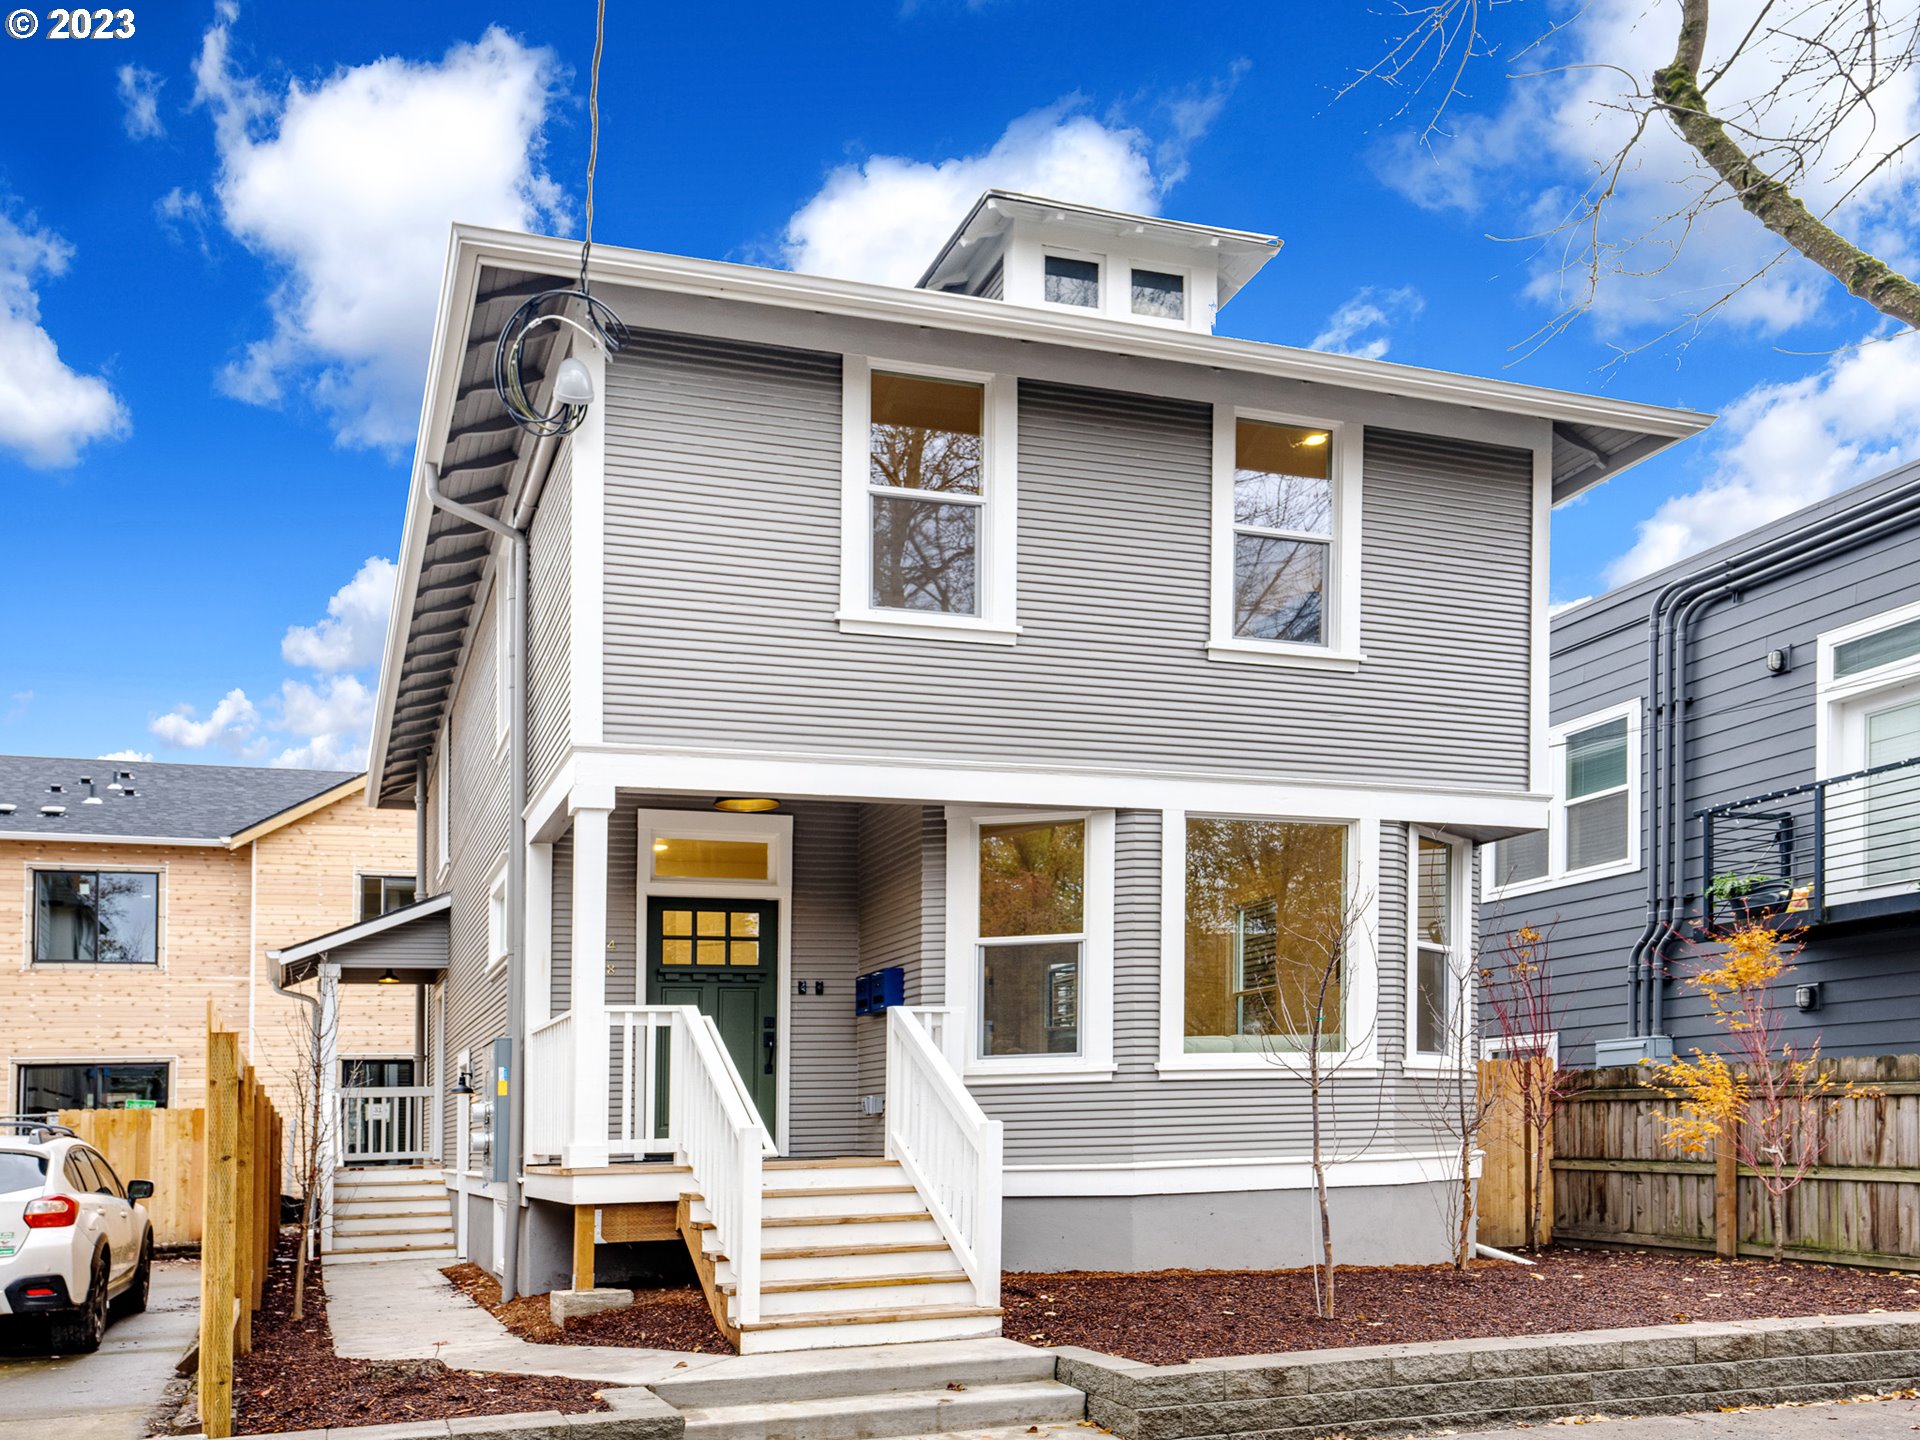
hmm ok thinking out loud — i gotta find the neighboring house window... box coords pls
[32,870,159,965]
[340,1058,415,1088]
[18,1061,168,1116]
[1488,702,1639,895]
[487,868,508,972]
[1043,254,1100,308]
[946,808,1114,1079]
[839,357,1019,643]
[1411,832,1468,1061]
[1131,268,1185,320]
[1209,411,1362,669]
[359,874,418,920]
[1817,599,1920,903]
[1181,817,1349,1053]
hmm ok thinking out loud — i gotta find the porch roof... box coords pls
[273,892,450,986]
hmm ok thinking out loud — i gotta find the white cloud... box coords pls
[150,688,261,752]
[155,188,213,254]
[1310,285,1425,360]
[97,749,155,763]
[1605,330,1920,584]
[0,209,131,468]
[281,556,396,671]
[193,4,567,446]
[782,93,1219,287]
[1376,0,1920,337]
[270,674,376,770]
[117,64,164,139]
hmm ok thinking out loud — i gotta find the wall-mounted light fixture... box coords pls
[377,968,400,985]
[1766,645,1793,674]
[1794,982,1821,1011]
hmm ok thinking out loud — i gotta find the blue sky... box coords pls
[2,0,1916,768]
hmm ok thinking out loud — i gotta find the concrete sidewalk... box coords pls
[1452,1393,1920,1437]
[0,1259,198,1440]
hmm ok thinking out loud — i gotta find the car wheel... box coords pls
[115,1233,152,1317]
[49,1248,108,1353]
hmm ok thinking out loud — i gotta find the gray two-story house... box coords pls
[1481,461,1920,1069]
[281,191,1708,1352]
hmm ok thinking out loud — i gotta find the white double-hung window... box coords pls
[839,357,1019,644]
[1409,830,1470,1064]
[946,807,1114,1080]
[1209,410,1363,670]
[1488,701,1639,896]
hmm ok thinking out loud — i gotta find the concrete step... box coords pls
[761,1186,924,1221]
[644,1338,1058,1409]
[323,1242,457,1266]
[676,1378,1079,1437]
[735,1305,1004,1355]
[755,1213,942,1250]
[333,1211,453,1236]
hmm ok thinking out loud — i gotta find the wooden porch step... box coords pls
[760,1184,918,1199]
[723,1271,966,1296]
[761,1211,932,1229]
[738,1303,1002,1333]
[761,1241,951,1260]
[763,1156,896,1170]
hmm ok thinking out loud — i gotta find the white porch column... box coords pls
[318,960,342,1253]
[567,804,612,1169]
[527,841,553,1027]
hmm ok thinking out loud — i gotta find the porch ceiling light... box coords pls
[552,355,596,408]
[377,968,400,984]
[714,797,781,813]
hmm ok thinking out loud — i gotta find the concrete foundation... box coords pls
[1003,1179,1460,1272]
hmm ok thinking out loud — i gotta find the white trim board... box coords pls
[1004,1148,1477,1197]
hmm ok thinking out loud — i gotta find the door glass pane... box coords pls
[870,372,983,494]
[1184,818,1347,1051]
[663,939,693,966]
[1131,268,1185,319]
[652,838,770,882]
[979,819,1086,937]
[1235,420,1332,534]
[981,941,1081,1055]
[1835,618,1920,678]
[1567,790,1629,870]
[696,911,726,936]
[1233,535,1327,643]
[661,910,693,937]
[1566,717,1629,798]
[1042,255,1099,307]
[730,912,759,936]
[870,494,978,614]
[1492,829,1548,886]
[1864,701,1920,887]
[729,940,760,967]
[696,940,726,966]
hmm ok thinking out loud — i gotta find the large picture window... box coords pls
[977,818,1086,1058]
[1182,818,1348,1053]
[18,1061,168,1116]
[33,869,159,965]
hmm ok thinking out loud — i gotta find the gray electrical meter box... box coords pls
[488,1035,512,1183]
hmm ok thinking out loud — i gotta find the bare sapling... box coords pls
[283,1003,336,1321]
[1650,923,1870,1260]
[1481,922,1569,1250]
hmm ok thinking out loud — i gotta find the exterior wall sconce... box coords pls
[1794,982,1821,1011]
[1766,646,1793,674]
[450,1068,476,1097]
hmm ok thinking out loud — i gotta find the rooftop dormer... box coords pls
[915,189,1280,335]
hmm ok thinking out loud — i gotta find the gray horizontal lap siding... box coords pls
[1483,470,1920,1063]
[527,444,573,794]
[600,332,1535,788]
[855,803,928,1153]
[331,911,451,971]
[550,828,573,1015]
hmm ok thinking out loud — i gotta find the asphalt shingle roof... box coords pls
[0,755,360,843]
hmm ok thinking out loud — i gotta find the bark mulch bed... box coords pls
[233,1229,610,1434]
[1004,1245,1920,1365]
[443,1262,732,1354]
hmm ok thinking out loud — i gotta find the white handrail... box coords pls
[607,1005,678,1154]
[885,1006,1003,1308]
[669,1007,773,1326]
[526,1012,574,1162]
[335,1086,434,1163]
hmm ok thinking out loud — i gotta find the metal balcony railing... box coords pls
[1697,753,1920,929]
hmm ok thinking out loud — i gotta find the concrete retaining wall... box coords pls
[1054,1312,1920,1439]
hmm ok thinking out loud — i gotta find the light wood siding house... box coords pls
[0,758,417,1144]
[322,191,1711,1351]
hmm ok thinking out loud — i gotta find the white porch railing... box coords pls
[335,1086,434,1164]
[609,1005,676,1153]
[670,1009,774,1325]
[885,1005,1004,1308]
[527,1012,574,1161]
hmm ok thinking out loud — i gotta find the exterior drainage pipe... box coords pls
[1624,475,1920,1036]
[1474,1243,1537,1266]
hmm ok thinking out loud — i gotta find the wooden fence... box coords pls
[56,1107,206,1248]
[1539,1057,1920,1270]
[1476,1058,1554,1249]
[198,1012,285,1440]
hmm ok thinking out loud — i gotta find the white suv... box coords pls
[0,1120,155,1352]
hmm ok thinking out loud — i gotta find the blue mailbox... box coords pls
[855,966,905,1015]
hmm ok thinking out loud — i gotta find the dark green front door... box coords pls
[646,897,778,1132]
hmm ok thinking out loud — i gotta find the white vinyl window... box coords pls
[838,356,1019,644]
[486,867,508,973]
[1042,252,1102,309]
[946,807,1114,1080]
[1130,267,1186,321]
[1408,831,1470,1064]
[1208,409,1364,671]
[1488,701,1639,897]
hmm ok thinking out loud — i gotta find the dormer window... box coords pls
[1131,268,1185,321]
[1043,254,1100,309]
